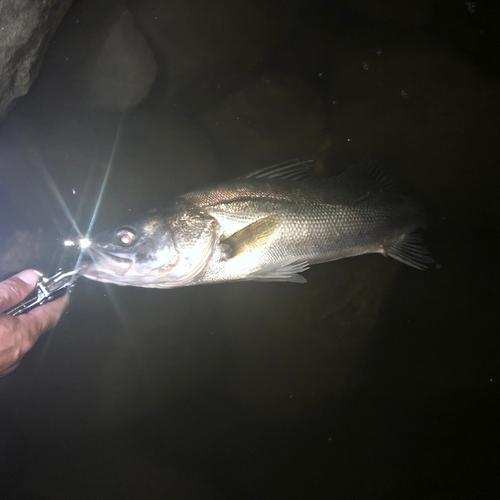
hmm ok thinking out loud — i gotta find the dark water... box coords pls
[0,1,498,498]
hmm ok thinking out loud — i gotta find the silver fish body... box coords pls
[82,160,433,288]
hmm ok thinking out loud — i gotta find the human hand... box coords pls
[0,270,69,377]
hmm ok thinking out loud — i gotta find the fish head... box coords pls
[83,201,220,287]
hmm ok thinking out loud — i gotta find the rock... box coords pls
[88,7,158,109]
[126,0,303,113]
[0,0,72,122]
[198,72,327,172]
[28,1,157,112]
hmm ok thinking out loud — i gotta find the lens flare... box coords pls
[79,237,91,249]
[86,109,126,236]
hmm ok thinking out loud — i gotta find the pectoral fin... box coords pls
[220,215,281,259]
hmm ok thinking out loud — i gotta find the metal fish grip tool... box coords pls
[4,266,84,317]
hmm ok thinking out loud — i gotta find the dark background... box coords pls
[0,0,498,498]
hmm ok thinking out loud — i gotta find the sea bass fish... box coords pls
[82,159,433,288]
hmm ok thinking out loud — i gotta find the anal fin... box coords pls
[246,259,310,283]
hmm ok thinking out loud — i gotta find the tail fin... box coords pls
[386,232,434,270]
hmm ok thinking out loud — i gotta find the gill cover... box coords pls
[155,203,220,287]
[84,201,220,288]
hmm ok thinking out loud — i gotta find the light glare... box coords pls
[79,237,91,249]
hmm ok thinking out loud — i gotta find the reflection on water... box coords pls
[0,1,498,498]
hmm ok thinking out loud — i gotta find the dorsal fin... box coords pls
[245,159,316,181]
[333,158,397,192]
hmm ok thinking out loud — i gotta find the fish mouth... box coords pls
[82,247,134,278]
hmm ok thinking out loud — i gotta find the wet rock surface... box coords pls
[0,0,72,122]
[26,0,157,112]
[87,7,157,110]
[126,0,304,113]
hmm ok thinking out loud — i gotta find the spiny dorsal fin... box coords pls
[333,157,397,192]
[245,159,316,181]
[220,215,282,259]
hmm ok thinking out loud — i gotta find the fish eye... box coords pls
[116,227,137,246]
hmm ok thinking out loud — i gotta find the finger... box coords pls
[0,270,39,313]
[16,294,70,344]
[0,361,21,378]
[0,295,69,377]
[36,294,71,321]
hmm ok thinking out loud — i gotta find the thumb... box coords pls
[0,270,39,314]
